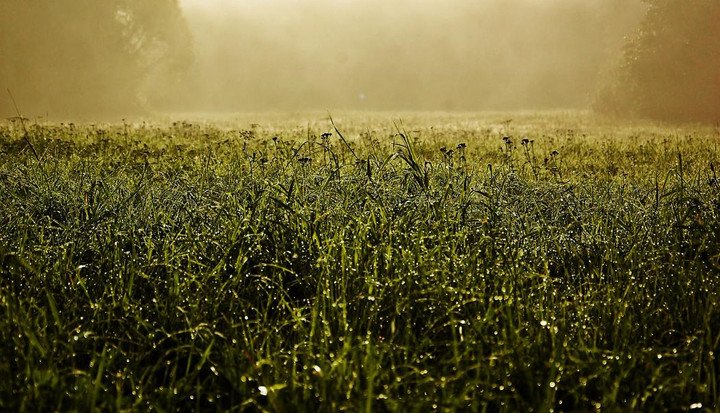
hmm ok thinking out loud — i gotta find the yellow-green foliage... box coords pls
[1,112,719,411]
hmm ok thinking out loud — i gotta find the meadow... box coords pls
[0,111,719,411]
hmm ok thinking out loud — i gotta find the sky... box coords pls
[172,0,646,112]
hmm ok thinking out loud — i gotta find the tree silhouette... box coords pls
[596,0,720,123]
[0,0,192,118]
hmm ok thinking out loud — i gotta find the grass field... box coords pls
[1,111,719,411]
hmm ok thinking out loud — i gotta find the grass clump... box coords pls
[0,113,719,411]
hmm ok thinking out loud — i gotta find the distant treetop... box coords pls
[595,0,720,123]
[0,0,193,119]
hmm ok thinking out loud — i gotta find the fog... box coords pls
[0,0,646,118]
[174,0,645,112]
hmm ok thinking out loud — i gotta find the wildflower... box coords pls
[457,142,467,150]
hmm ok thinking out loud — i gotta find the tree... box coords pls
[595,0,720,123]
[0,0,192,118]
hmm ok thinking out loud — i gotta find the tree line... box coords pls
[1,0,717,122]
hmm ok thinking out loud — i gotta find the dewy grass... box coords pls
[0,113,719,411]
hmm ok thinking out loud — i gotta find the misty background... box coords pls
[176,0,645,112]
[0,0,654,118]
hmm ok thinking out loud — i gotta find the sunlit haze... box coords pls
[0,0,650,118]
[174,0,645,112]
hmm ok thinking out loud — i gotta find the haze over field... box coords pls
[0,0,647,118]
[177,0,645,111]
